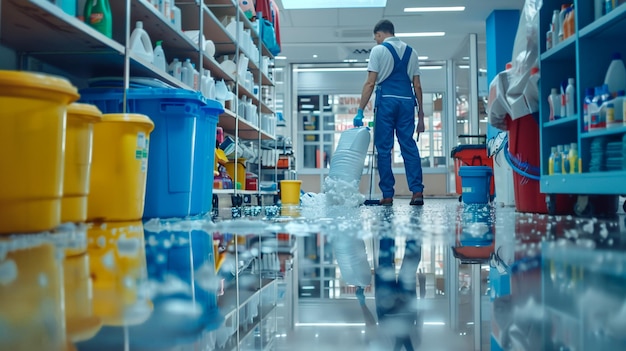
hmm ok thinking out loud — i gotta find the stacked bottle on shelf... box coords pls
[548,77,576,121]
[548,143,581,175]
[547,3,575,50]
[584,53,626,131]
[595,0,626,20]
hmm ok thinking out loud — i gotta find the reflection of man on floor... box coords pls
[357,237,424,351]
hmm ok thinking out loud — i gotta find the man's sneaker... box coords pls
[410,192,424,206]
[379,198,393,206]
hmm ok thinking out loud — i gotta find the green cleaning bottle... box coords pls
[84,0,112,38]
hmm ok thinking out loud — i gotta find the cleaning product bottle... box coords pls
[613,90,626,127]
[600,84,612,128]
[569,142,579,174]
[560,80,568,118]
[551,9,560,46]
[182,59,195,88]
[549,88,561,120]
[558,4,569,42]
[181,59,192,88]
[153,40,167,72]
[605,0,614,14]
[167,58,182,81]
[549,146,556,175]
[554,144,563,174]
[604,52,626,97]
[583,87,594,131]
[191,63,199,90]
[595,0,604,19]
[565,78,576,117]
[562,143,570,173]
[84,0,112,38]
[129,21,154,63]
[590,86,604,130]
[160,0,171,21]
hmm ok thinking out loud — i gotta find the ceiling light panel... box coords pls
[396,32,445,37]
[282,0,386,10]
[404,6,465,12]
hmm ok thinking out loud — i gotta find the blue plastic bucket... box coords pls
[459,166,493,204]
[79,88,223,218]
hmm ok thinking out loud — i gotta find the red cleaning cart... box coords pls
[451,135,495,202]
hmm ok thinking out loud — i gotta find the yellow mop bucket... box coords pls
[63,103,102,223]
[87,114,154,221]
[0,70,79,234]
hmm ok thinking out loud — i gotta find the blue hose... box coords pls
[503,140,541,181]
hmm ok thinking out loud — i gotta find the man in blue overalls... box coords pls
[354,19,425,206]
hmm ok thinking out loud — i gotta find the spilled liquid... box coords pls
[1,192,625,350]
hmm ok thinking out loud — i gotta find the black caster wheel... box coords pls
[574,195,590,217]
[546,194,557,215]
[623,200,626,213]
[243,194,252,204]
[458,195,462,202]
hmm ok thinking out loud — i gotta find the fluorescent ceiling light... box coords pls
[421,65,443,70]
[418,56,429,60]
[404,6,465,12]
[294,67,367,72]
[275,56,287,60]
[282,0,386,10]
[396,32,445,37]
[458,65,470,69]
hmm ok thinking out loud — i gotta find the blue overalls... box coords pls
[374,42,424,199]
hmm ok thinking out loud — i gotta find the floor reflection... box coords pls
[1,198,625,350]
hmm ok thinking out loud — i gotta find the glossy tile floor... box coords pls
[1,197,625,350]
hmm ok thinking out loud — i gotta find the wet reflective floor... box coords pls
[1,198,625,350]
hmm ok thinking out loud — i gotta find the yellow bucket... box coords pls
[0,238,65,351]
[87,220,152,326]
[62,103,102,223]
[87,114,154,221]
[0,70,79,234]
[225,158,246,189]
[280,180,302,205]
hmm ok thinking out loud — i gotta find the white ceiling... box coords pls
[274,0,525,64]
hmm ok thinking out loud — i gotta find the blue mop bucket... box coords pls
[459,166,493,204]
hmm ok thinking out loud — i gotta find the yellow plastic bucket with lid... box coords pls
[87,113,154,221]
[0,70,79,234]
[62,103,102,223]
[280,180,302,205]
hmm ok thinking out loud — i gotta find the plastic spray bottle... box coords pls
[84,0,112,38]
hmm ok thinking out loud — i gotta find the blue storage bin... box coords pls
[459,166,493,204]
[79,88,223,218]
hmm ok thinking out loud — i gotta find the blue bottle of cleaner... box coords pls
[554,145,563,174]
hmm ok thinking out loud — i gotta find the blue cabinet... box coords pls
[539,1,626,196]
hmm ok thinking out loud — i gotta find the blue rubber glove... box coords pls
[353,108,364,127]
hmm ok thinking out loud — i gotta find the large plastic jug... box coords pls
[152,40,167,72]
[129,21,154,63]
[327,127,371,185]
[604,52,626,97]
[84,0,112,38]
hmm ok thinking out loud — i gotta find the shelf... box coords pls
[543,115,579,128]
[580,126,626,139]
[0,0,126,78]
[220,109,275,140]
[580,3,626,39]
[540,35,576,61]
[218,278,276,320]
[129,52,196,90]
[214,189,278,195]
[540,171,626,194]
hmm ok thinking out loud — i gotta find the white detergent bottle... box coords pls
[152,40,167,72]
[129,21,154,63]
[182,58,194,88]
[605,52,626,97]
[191,63,199,90]
[167,58,182,81]
[565,78,576,117]
[205,71,216,100]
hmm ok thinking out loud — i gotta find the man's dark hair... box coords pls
[373,19,394,35]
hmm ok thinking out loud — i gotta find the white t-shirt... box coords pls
[367,37,421,84]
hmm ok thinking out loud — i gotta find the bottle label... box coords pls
[607,105,615,124]
[90,12,103,25]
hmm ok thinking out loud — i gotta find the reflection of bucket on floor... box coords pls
[280,180,302,205]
